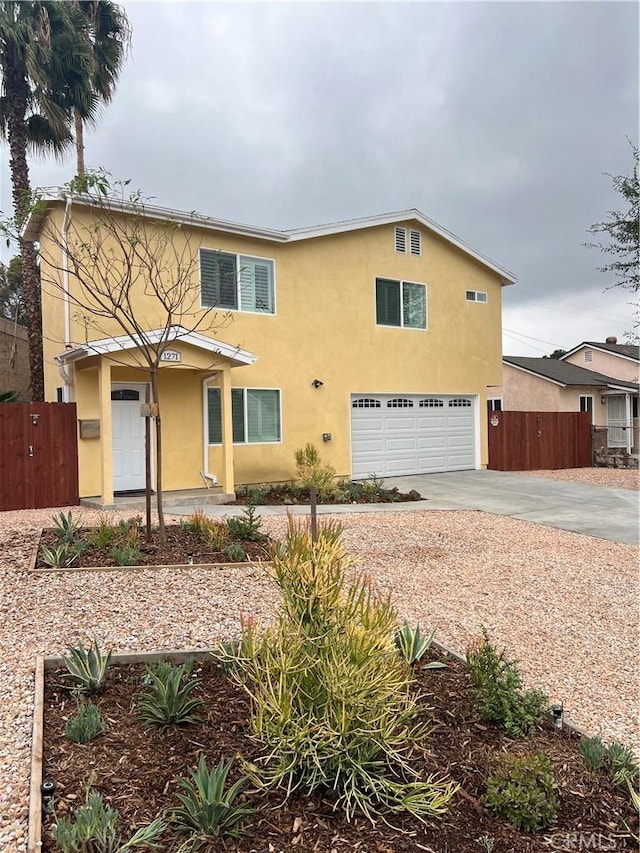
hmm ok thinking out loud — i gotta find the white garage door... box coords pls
[350,394,477,478]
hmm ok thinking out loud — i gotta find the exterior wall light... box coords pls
[311,379,324,388]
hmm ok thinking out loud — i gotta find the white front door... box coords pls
[606,395,628,449]
[112,384,146,492]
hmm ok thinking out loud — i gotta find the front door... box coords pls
[111,384,146,492]
[606,396,628,449]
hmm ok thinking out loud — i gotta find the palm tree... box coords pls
[73,1,130,177]
[0,1,113,399]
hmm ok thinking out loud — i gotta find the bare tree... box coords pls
[34,171,233,540]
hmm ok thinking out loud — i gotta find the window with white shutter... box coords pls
[200,249,275,314]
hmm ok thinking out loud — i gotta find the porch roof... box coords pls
[54,326,257,368]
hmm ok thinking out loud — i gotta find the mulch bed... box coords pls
[41,648,638,853]
[230,485,423,505]
[35,526,270,569]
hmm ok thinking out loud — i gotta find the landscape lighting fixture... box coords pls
[551,703,564,730]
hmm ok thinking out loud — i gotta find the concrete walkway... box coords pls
[165,470,639,546]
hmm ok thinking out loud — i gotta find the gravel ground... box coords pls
[522,467,639,490]
[1,506,638,852]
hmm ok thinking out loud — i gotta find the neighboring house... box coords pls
[497,354,639,454]
[25,193,516,505]
[0,317,30,400]
[562,339,639,384]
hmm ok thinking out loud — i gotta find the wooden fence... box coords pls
[0,403,79,511]
[487,410,592,471]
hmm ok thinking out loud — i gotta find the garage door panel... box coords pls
[351,393,476,478]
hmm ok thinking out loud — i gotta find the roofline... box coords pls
[503,358,639,391]
[561,342,640,363]
[54,326,257,367]
[24,192,517,285]
[502,359,566,387]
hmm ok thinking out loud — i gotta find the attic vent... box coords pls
[394,227,407,253]
[585,349,593,363]
[410,230,421,255]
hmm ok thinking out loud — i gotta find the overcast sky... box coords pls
[1,0,638,355]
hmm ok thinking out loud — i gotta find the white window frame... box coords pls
[199,248,277,315]
[207,386,282,446]
[579,394,594,423]
[375,277,428,330]
[487,397,503,412]
[465,290,488,303]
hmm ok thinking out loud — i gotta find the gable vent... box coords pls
[410,230,421,255]
[394,227,407,253]
[585,349,593,363]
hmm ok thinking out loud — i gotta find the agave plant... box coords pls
[63,640,112,693]
[171,756,255,845]
[137,661,203,729]
[52,510,82,544]
[394,621,444,668]
[41,544,82,569]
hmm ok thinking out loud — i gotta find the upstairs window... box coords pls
[376,278,427,329]
[200,249,275,314]
[466,290,487,303]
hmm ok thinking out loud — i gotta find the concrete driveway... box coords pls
[384,470,639,545]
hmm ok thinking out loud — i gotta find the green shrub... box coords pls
[579,735,608,771]
[466,630,548,737]
[171,755,255,845]
[41,543,83,568]
[89,515,119,548]
[485,752,558,832]
[394,621,444,668]
[110,544,141,566]
[51,789,164,852]
[294,443,336,497]
[65,702,105,744]
[607,741,639,787]
[63,640,112,693]
[137,661,203,729]
[226,504,263,541]
[225,542,246,562]
[227,516,457,823]
[52,510,82,544]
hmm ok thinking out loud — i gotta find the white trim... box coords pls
[503,360,568,387]
[561,342,640,364]
[375,276,428,330]
[55,325,257,368]
[111,381,154,492]
[198,248,277,316]
[578,394,594,424]
[25,194,517,285]
[207,386,283,446]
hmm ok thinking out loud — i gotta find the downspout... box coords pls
[59,196,73,401]
[201,374,219,487]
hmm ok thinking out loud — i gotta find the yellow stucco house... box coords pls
[25,191,516,505]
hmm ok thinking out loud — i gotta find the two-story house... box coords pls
[25,192,516,505]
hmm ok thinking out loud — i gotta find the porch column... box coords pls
[219,366,235,494]
[625,393,632,454]
[98,358,114,505]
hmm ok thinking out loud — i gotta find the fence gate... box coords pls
[0,402,79,511]
[487,410,592,471]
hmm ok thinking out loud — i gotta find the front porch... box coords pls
[80,487,235,511]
